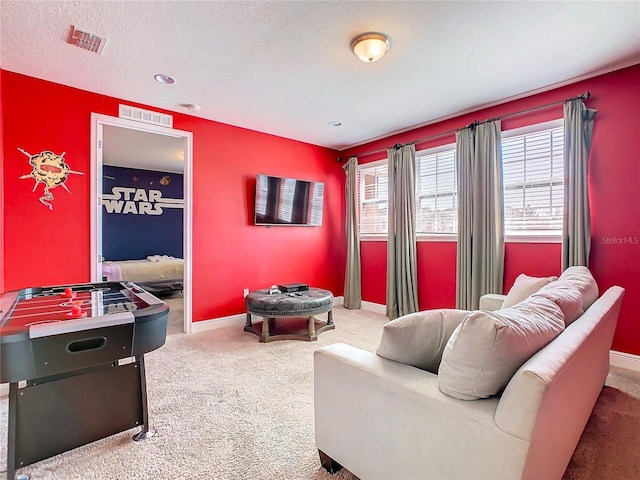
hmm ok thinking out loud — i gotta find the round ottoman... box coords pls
[244,287,334,342]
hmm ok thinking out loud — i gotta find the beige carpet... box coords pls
[1,298,639,480]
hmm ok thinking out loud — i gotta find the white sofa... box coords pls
[314,268,625,480]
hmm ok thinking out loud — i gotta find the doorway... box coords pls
[91,113,193,333]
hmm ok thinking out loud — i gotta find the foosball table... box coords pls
[0,281,169,480]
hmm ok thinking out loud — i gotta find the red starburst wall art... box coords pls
[18,148,84,209]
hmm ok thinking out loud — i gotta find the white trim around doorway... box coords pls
[90,113,194,334]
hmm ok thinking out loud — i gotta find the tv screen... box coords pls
[254,174,324,226]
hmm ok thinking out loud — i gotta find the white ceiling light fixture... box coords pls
[154,73,176,84]
[350,32,391,63]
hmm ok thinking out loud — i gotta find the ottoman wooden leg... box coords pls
[261,316,270,339]
[308,316,316,337]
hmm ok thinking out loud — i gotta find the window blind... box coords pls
[416,148,457,234]
[358,163,388,234]
[502,126,564,234]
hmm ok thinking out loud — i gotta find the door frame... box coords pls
[90,113,194,334]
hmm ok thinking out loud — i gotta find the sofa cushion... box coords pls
[532,280,584,325]
[376,309,470,374]
[558,266,599,310]
[438,296,565,400]
[502,273,558,308]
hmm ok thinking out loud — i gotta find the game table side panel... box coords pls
[10,360,146,471]
[0,281,169,479]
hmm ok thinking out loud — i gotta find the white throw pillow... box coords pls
[376,309,470,374]
[438,296,565,400]
[558,266,599,310]
[502,273,558,308]
[532,280,584,325]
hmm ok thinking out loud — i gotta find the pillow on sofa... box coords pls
[532,280,584,325]
[558,266,599,310]
[438,296,564,400]
[502,273,558,308]
[376,309,470,374]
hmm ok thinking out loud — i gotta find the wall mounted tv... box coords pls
[254,174,324,226]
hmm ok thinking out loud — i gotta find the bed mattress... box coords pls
[102,258,184,282]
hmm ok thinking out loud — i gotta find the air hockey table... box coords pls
[0,281,169,480]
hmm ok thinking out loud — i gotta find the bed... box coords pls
[102,257,184,293]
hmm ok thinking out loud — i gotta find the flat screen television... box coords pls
[254,174,324,226]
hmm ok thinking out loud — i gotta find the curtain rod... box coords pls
[336,91,590,162]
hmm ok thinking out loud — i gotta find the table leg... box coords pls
[261,316,270,338]
[7,382,17,480]
[308,316,316,336]
[132,355,156,441]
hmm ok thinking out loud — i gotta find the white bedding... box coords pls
[102,258,184,282]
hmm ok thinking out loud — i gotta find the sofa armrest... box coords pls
[314,343,528,480]
[479,293,507,311]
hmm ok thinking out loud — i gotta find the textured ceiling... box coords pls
[1,1,639,152]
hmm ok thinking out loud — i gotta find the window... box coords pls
[416,146,457,234]
[502,122,564,236]
[356,120,564,240]
[358,162,388,235]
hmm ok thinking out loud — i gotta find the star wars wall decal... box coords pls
[18,148,84,209]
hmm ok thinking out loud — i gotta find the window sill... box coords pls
[359,235,387,242]
[505,234,561,244]
[359,234,561,244]
[417,234,457,242]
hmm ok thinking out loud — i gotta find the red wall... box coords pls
[1,71,345,322]
[0,68,4,294]
[343,64,640,355]
[2,66,639,354]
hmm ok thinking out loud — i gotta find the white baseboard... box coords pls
[361,300,387,316]
[191,313,246,333]
[610,350,640,372]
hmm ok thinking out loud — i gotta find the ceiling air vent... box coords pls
[119,105,173,128]
[69,26,108,55]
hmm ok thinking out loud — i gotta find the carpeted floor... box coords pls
[1,297,639,479]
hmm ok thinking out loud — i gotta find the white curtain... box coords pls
[386,144,418,320]
[456,121,505,310]
[343,157,362,309]
[562,99,597,270]
[456,128,474,310]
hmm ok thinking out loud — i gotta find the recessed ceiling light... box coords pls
[154,74,176,84]
[329,121,343,127]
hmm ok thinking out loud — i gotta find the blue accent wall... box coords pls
[102,165,183,261]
